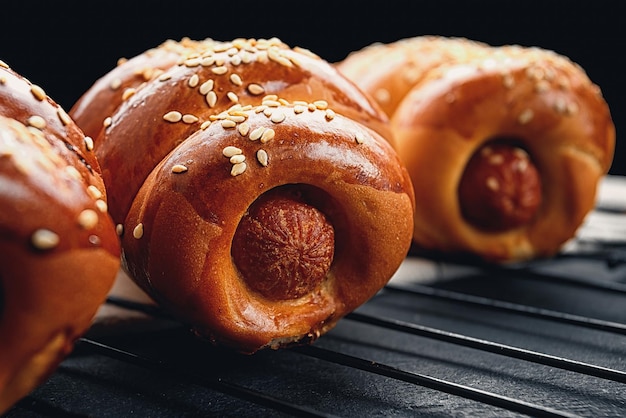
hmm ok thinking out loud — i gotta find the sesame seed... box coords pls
[221,119,237,129]
[103,116,112,128]
[87,185,103,200]
[355,132,365,144]
[294,104,306,114]
[0,60,9,69]
[230,154,246,164]
[188,74,200,88]
[262,99,281,107]
[247,83,265,95]
[201,56,215,67]
[325,109,335,120]
[206,91,218,107]
[263,107,273,117]
[230,73,243,86]
[230,162,247,176]
[110,78,122,90]
[240,51,253,64]
[159,73,172,82]
[184,58,201,67]
[57,108,72,126]
[518,109,534,124]
[182,114,199,124]
[268,48,293,67]
[227,114,246,123]
[84,136,94,151]
[313,100,328,110]
[249,126,265,141]
[199,79,214,95]
[95,199,108,213]
[256,149,268,166]
[116,224,124,236]
[227,91,239,103]
[223,146,243,157]
[122,88,136,101]
[30,84,46,101]
[270,110,286,123]
[212,66,228,75]
[200,120,211,130]
[171,164,188,173]
[163,111,183,123]
[238,122,250,136]
[133,223,144,239]
[27,115,46,130]
[260,128,275,143]
[78,209,99,229]
[31,229,60,250]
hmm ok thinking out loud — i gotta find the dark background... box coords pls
[2,0,623,175]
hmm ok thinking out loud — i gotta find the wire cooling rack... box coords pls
[5,177,626,417]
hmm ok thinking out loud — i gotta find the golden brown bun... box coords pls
[0,64,120,413]
[70,37,392,224]
[338,37,615,262]
[72,38,414,353]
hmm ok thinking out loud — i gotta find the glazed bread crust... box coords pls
[338,37,615,262]
[0,64,120,413]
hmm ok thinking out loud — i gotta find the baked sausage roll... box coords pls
[338,37,615,262]
[71,38,414,353]
[0,63,120,413]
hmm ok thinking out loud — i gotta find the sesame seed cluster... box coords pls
[73,37,386,229]
[164,96,363,179]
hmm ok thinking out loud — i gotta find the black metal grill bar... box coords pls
[106,292,626,384]
[294,345,581,418]
[76,338,338,418]
[516,270,626,293]
[346,312,626,384]
[384,283,626,335]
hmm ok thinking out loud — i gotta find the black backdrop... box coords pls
[2,0,624,175]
